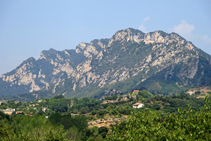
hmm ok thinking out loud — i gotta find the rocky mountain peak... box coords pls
[39,48,57,59]
[75,39,109,58]
[108,28,145,46]
[108,28,172,47]
[143,31,167,44]
[108,28,195,53]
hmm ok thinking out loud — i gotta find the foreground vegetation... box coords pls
[0,90,211,140]
[106,96,211,140]
[0,111,108,140]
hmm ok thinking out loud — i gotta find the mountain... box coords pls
[0,39,109,97]
[1,28,211,101]
[53,28,211,99]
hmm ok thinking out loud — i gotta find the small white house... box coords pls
[38,99,42,103]
[133,103,144,108]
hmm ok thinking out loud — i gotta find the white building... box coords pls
[133,103,144,108]
[38,100,42,103]
[1,108,15,115]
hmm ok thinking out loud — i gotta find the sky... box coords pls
[0,0,211,75]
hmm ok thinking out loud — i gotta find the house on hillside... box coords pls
[16,111,24,114]
[186,90,196,95]
[132,90,139,93]
[42,107,47,112]
[38,100,42,103]
[30,104,36,107]
[133,103,144,108]
[1,109,15,115]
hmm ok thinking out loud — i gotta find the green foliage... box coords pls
[195,90,201,95]
[0,111,10,120]
[138,90,154,99]
[0,114,68,141]
[98,126,108,138]
[69,98,102,114]
[1,89,211,140]
[106,95,211,140]
[53,95,65,99]
[1,90,211,140]
[0,112,92,141]
[49,113,88,131]
[104,95,118,100]
[66,126,81,141]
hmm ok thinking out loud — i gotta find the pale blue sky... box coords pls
[0,0,211,75]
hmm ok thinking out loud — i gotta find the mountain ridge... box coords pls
[0,28,211,101]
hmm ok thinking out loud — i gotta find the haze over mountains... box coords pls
[1,28,211,101]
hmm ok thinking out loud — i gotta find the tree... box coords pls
[54,95,65,99]
[138,90,154,98]
[98,126,108,138]
[66,126,81,141]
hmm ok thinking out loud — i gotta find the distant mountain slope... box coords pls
[0,39,109,97]
[1,28,211,101]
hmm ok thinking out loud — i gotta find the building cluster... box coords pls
[0,99,47,116]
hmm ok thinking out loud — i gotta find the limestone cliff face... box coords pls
[67,29,198,90]
[75,39,109,57]
[108,29,194,50]
[1,28,211,100]
[54,28,211,98]
[1,57,41,92]
[0,39,109,96]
